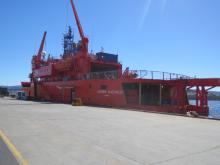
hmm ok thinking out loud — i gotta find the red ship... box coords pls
[22,0,220,116]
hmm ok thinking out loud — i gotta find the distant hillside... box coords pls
[210,91,220,96]
[187,89,220,100]
[0,85,21,95]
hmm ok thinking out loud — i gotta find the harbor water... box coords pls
[190,100,220,119]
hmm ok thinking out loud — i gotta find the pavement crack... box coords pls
[94,144,147,165]
[150,145,220,165]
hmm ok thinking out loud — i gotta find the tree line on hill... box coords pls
[187,90,220,101]
[0,85,21,97]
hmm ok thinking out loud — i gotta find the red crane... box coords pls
[31,31,47,81]
[32,31,47,70]
[70,0,89,53]
[37,31,47,63]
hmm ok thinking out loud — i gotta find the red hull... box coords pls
[22,78,220,116]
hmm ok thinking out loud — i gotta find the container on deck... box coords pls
[96,52,118,63]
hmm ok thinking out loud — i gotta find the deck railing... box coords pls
[122,70,192,80]
[88,70,118,80]
[85,70,192,80]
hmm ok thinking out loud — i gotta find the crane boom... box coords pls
[37,31,47,61]
[70,0,88,52]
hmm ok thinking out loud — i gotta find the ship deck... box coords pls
[0,97,220,165]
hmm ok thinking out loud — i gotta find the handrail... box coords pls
[86,71,118,80]
[122,70,192,80]
[80,70,192,81]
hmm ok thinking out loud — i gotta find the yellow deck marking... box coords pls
[0,130,28,165]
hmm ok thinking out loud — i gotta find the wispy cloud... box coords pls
[138,0,152,30]
[138,0,168,30]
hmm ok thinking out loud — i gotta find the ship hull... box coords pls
[22,78,209,116]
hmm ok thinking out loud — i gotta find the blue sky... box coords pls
[0,0,220,86]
